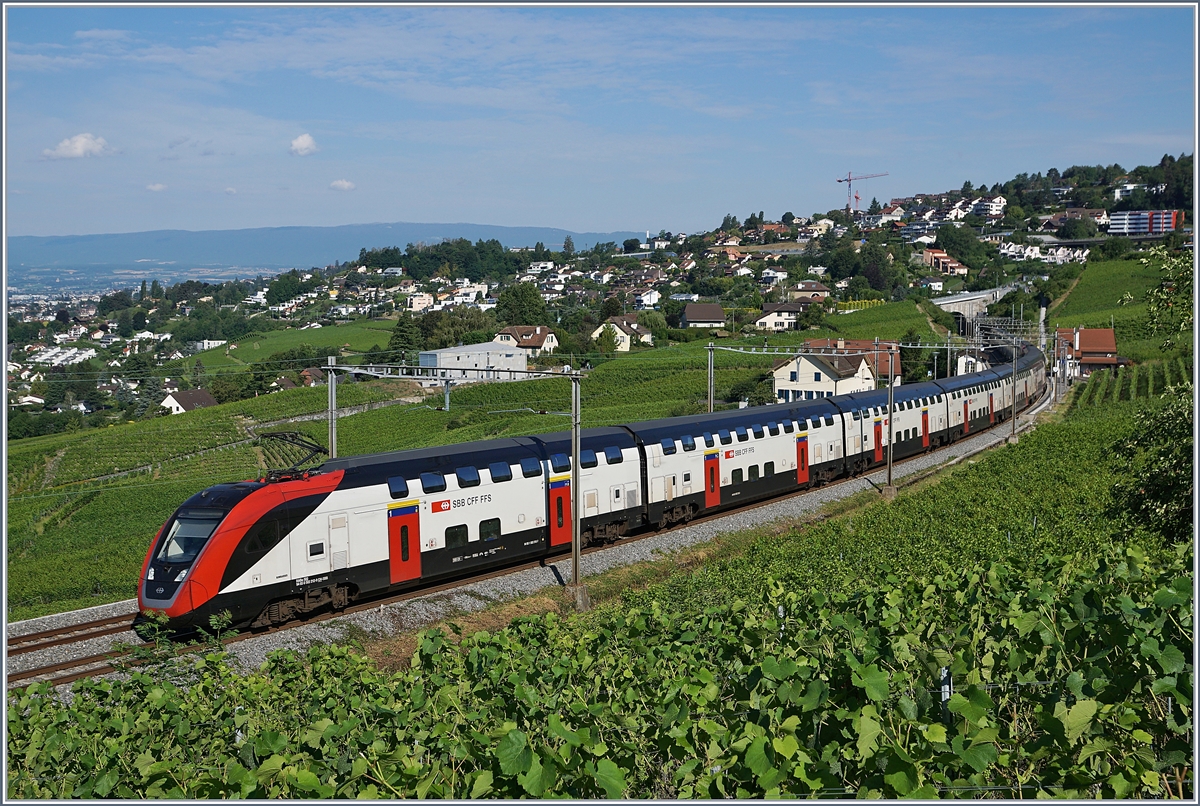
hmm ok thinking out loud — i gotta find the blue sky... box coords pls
[5,5,1195,237]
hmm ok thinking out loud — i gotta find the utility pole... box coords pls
[327,355,337,458]
[443,378,451,411]
[569,372,589,611]
[883,348,897,500]
[707,342,715,413]
[1008,337,1019,444]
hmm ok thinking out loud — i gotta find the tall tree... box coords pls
[867,197,882,215]
[388,315,424,360]
[561,235,575,257]
[495,282,548,326]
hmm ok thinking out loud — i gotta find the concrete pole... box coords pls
[444,378,451,411]
[883,348,896,499]
[570,373,589,611]
[326,355,337,459]
[707,342,715,413]
[1009,337,1018,442]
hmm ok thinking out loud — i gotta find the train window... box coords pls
[308,541,325,559]
[735,426,749,442]
[455,466,481,488]
[445,524,468,549]
[732,468,744,485]
[580,449,598,468]
[681,434,696,452]
[782,420,794,434]
[809,418,820,430]
[750,424,764,439]
[420,472,446,494]
[683,472,691,482]
[520,457,542,478]
[244,520,280,555]
[550,453,571,473]
[823,415,835,427]
[387,476,410,500]
[764,461,775,477]
[480,518,501,542]
[767,422,779,436]
[660,438,677,455]
[748,465,759,482]
[400,525,409,562]
[703,432,715,447]
[556,497,564,528]
[489,462,512,483]
[718,429,732,445]
[851,409,861,421]
[604,446,623,464]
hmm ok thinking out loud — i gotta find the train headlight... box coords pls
[146,567,155,581]
[175,569,188,582]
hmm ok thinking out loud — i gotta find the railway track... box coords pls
[7,389,1051,691]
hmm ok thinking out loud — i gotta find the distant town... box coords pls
[6,155,1191,436]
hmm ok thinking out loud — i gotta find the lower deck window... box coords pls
[480,518,501,542]
[764,462,774,477]
[732,468,743,485]
[446,524,468,549]
[748,465,759,482]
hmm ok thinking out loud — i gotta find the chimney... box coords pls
[837,338,845,350]
[1074,327,1079,352]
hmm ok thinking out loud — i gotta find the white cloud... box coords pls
[290,133,318,156]
[74,29,131,41]
[225,187,238,195]
[146,183,167,191]
[330,179,356,191]
[43,132,111,159]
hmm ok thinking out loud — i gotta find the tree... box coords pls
[1124,245,1193,351]
[139,280,148,301]
[782,212,795,225]
[117,309,134,338]
[898,328,929,383]
[150,279,163,300]
[720,213,740,232]
[961,180,973,195]
[192,359,207,389]
[55,309,71,324]
[132,309,147,330]
[636,310,668,343]
[867,197,882,215]
[495,282,548,326]
[1057,217,1097,240]
[561,236,575,257]
[595,325,618,356]
[388,315,424,360]
[601,297,623,319]
[623,238,641,254]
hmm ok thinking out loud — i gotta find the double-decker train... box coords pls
[139,344,1046,630]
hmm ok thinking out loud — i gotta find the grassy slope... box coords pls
[167,320,397,370]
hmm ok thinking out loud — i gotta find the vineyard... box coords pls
[6,395,1192,798]
[1069,355,1193,410]
[164,321,398,371]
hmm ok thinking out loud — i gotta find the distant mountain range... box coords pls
[6,221,647,292]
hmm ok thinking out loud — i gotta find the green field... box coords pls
[168,319,398,370]
[1047,257,1177,364]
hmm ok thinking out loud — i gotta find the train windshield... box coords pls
[156,508,225,564]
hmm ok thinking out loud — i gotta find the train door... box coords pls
[963,400,970,434]
[921,410,930,448]
[328,513,349,572]
[584,489,599,518]
[873,419,883,462]
[387,502,421,584]
[549,479,572,547]
[795,435,809,484]
[664,475,676,502]
[704,451,720,508]
[989,392,995,424]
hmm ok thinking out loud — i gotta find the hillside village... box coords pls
[6,155,1191,438]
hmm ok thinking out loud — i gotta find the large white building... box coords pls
[771,354,875,402]
[1107,210,1181,235]
[417,343,527,382]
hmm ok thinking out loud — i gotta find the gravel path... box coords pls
[7,401,1047,683]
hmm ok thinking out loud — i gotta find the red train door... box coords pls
[387,502,421,584]
[704,451,720,508]
[795,436,809,485]
[921,409,930,448]
[963,401,970,434]
[873,419,883,462]
[549,479,572,546]
[989,393,995,424]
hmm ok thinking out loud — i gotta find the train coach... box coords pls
[139,344,1045,630]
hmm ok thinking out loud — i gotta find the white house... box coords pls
[406,293,434,312]
[590,316,654,352]
[160,389,219,415]
[635,289,661,309]
[753,302,811,331]
[493,325,559,357]
[771,354,875,402]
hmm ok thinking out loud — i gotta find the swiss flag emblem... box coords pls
[432,500,451,513]
[725,450,734,459]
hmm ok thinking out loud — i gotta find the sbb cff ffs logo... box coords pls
[432,500,451,513]
[725,450,735,459]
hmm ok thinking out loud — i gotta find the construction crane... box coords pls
[836,171,888,217]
